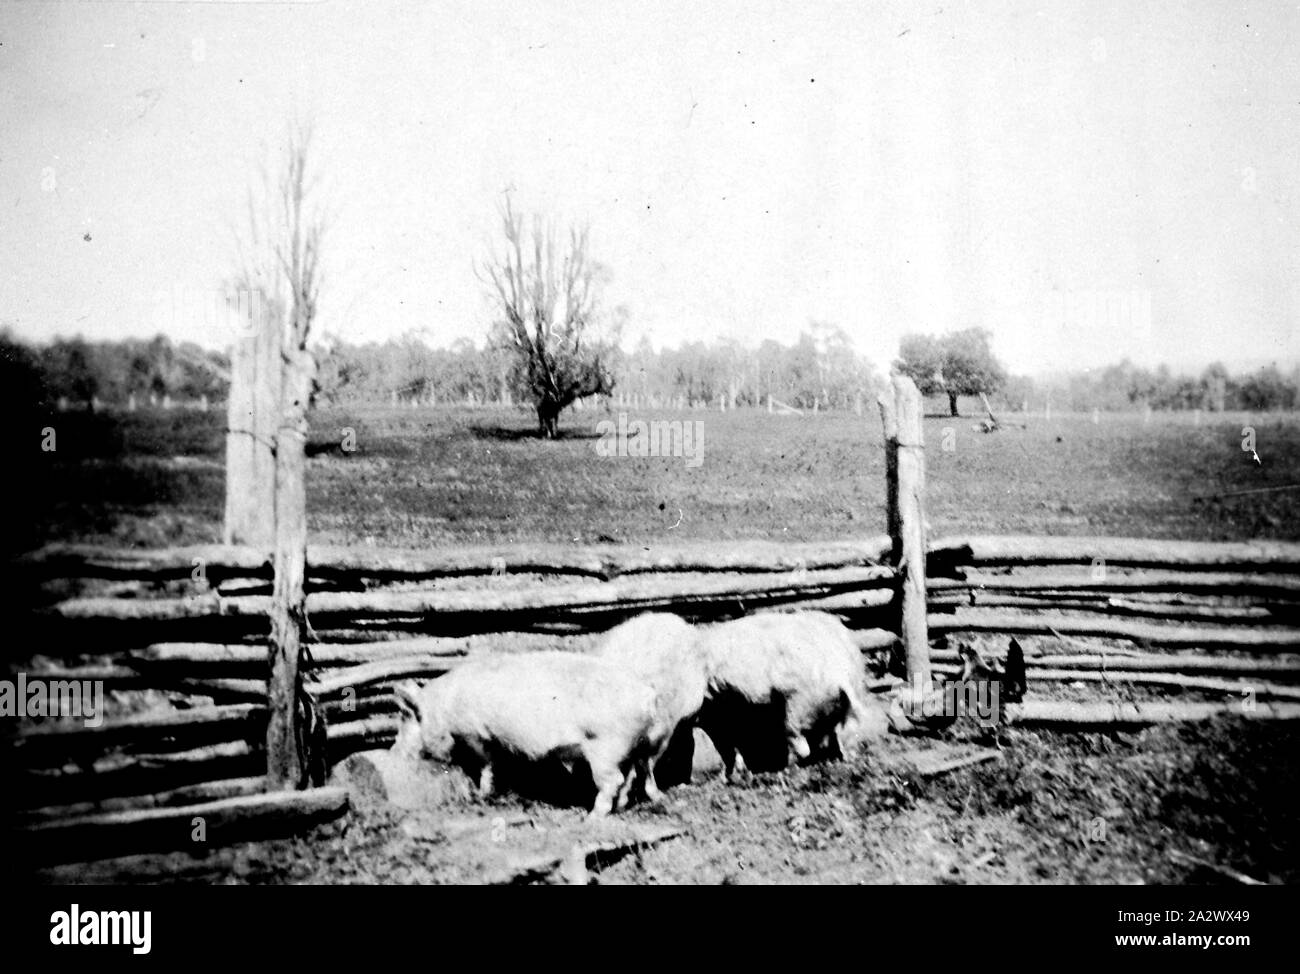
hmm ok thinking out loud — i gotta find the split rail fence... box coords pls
[7,376,1300,868]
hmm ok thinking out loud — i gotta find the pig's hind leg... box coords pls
[584,742,630,819]
[782,695,815,764]
[466,744,496,798]
[613,763,639,811]
[697,699,744,780]
[637,750,665,804]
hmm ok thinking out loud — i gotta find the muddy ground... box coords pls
[33,708,1298,886]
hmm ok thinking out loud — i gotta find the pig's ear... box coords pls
[393,681,424,722]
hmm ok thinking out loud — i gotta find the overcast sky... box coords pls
[1,0,1297,375]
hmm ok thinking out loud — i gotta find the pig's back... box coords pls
[452,651,655,744]
[703,614,854,697]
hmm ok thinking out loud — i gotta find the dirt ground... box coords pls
[33,705,1298,886]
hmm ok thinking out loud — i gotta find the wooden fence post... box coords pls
[224,294,317,789]
[879,375,930,693]
[266,346,316,790]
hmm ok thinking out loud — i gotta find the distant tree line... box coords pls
[0,329,229,411]
[991,359,1300,414]
[315,334,516,406]
[6,325,1296,416]
[613,323,883,411]
[315,322,884,412]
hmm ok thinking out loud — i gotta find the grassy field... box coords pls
[18,402,1300,553]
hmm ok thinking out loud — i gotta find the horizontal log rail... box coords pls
[305,566,896,621]
[11,532,1300,837]
[1003,699,1300,728]
[927,649,1300,679]
[17,537,893,584]
[12,787,349,865]
[931,610,1300,651]
[927,570,1300,599]
[928,592,1293,623]
[929,535,1300,572]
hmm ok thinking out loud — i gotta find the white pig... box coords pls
[594,612,708,794]
[695,611,889,777]
[392,651,663,818]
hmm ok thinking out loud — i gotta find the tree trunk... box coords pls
[538,398,561,439]
[948,391,959,417]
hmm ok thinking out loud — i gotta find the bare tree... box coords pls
[478,195,617,438]
[227,121,329,790]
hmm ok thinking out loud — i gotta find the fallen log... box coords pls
[929,536,1300,572]
[12,787,349,865]
[1003,699,1300,729]
[930,611,1300,652]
